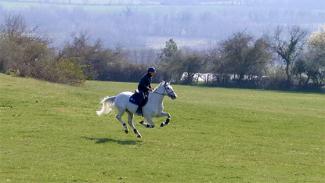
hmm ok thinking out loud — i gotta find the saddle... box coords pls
[129,90,148,106]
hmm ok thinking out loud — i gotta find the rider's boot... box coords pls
[136,106,143,116]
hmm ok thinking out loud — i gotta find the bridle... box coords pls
[153,83,174,97]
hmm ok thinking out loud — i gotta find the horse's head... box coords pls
[156,81,177,100]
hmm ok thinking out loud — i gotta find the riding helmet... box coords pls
[147,67,156,73]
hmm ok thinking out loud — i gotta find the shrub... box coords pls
[50,58,85,85]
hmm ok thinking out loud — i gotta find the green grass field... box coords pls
[1,73,325,183]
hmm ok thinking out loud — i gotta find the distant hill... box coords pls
[1,0,325,6]
[0,0,324,49]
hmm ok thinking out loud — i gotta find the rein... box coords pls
[152,84,172,96]
[153,91,166,96]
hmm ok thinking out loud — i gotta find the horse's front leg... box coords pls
[159,111,171,127]
[139,116,155,128]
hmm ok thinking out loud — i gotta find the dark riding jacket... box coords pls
[138,73,152,94]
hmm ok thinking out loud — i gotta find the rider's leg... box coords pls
[136,91,147,115]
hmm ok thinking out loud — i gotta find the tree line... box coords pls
[158,27,325,90]
[0,15,324,90]
[0,15,148,85]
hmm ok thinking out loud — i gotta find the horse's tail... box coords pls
[96,96,116,116]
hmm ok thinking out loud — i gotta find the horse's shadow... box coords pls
[81,136,140,145]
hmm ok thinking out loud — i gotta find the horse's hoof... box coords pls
[124,130,129,134]
[139,121,144,124]
[147,125,154,128]
[160,123,164,127]
[137,134,142,138]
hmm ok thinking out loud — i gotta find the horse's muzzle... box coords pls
[170,95,177,100]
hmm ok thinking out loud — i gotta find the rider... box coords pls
[136,67,156,115]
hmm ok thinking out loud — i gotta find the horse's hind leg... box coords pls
[127,111,142,138]
[116,109,128,134]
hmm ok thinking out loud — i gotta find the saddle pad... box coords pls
[129,92,143,106]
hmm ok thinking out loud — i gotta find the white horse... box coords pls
[96,81,177,138]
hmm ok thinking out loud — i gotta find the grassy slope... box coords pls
[0,74,324,183]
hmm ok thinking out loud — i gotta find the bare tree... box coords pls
[1,14,27,40]
[271,26,307,87]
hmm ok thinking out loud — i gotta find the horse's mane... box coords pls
[153,81,166,91]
